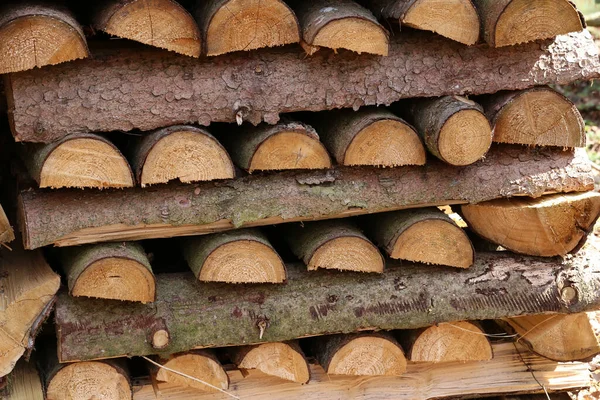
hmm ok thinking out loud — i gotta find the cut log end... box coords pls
[438,109,492,166]
[204,0,300,56]
[234,342,310,383]
[152,329,170,349]
[0,205,14,244]
[312,18,388,56]
[309,237,384,273]
[409,322,493,362]
[403,0,480,45]
[156,352,229,392]
[100,0,201,57]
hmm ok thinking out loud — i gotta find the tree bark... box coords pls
[54,248,600,362]
[17,146,594,250]
[6,30,600,143]
[0,203,13,243]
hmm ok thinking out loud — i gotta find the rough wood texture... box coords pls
[7,30,600,143]
[0,204,14,244]
[194,0,300,56]
[155,350,229,392]
[314,108,425,167]
[0,2,88,74]
[363,0,480,45]
[17,146,594,250]
[129,125,234,187]
[22,133,134,189]
[94,0,201,57]
[364,208,474,268]
[60,242,155,304]
[481,87,585,148]
[0,359,43,400]
[182,229,286,283]
[54,248,600,362]
[284,220,384,273]
[223,121,331,172]
[474,0,584,47]
[230,341,310,383]
[502,313,600,362]
[461,191,600,257]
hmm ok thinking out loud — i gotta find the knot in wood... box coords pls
[256,316,270,339]
[560,286,578,305]
[233,101,251,126]
[151,329,170,349]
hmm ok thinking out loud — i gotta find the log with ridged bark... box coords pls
[0,203,14,243]
[155,350,229,392]
[17,146,594,250]
[54,248,600,362]
[6,30,600,143]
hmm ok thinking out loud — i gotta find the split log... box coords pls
[400,321,493,362]
[315,108,426,167]
[481,87,585,148]
[230,342,310,383]
[53,248,600,362]
[6,31,600,143]
[363,208,474,268]
[313,333,406,376]
[0,247,60,377]
[17,146,594,249]
[502,313,600,362]
[461,191,600,257]
[60,242,155,304]
[21,133,134,189]
[284,220,384,273]
[0,359,43,400]
[193,0,300,56]
[473,0,584,47]
[93,0,201,57]
[289,0,388,56]
[223,121,331,172]
[0,203,14,243]
[408,96,492,166]
[155,350,229,392]
[182,229,286,283]
[363,0,480,45]
[130,125,235,187]
[0,2,88,74]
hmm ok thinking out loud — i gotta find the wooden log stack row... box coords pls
[1,0,600,399]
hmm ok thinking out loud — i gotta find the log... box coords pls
[0,359,43,399]
[93,0,201,57]
[0,246,60,377]
[8,30,600,144]
[60,242,155,304]
[230,341,310,383]
[193,0,300,56]
[363,0,480,45]
[0,203,14,244]
[155,350,229,392]
[312,333,406,376]
[129,125,234,187]
[289,0,388,56]
[480,87,585,148]
[363,208,474,268]
[461,191,600,257]
[399,321,493,362]
[473,0,584,47]
[182,229,286,283]
[53,248,600,362]
[17,146,594,249]
[314,108,426,167]
[223,121,331,172]
[0,2,88,74]
[502,313,600,362]
[285,220,383,273]
[21,133,134,190]
[407,96,492,166]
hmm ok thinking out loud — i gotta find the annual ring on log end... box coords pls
[309,237,384,273]
[312,18,388,56]
[46,362,132,400]
[438,109,492,166]
[152,329,170,349]
[327,335,407,376]
[156,352,229,391]
[234,342,310,383]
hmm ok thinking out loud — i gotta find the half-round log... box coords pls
[155,351,229,392]
[231,342,310,383]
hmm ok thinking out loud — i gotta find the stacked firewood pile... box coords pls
[2,0,600,399]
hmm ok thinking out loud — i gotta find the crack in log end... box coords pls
[353,293,429,318]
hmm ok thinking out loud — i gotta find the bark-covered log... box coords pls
[93,0,201,57]
[18,146,594,249]
[6,30,600,143]
[155,350,229,392]
[0,203,14,243]
[54,248,600,362]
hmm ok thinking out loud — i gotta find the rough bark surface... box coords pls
[18,146,594,249]
[55,248,600,362]
[6,30,600,143]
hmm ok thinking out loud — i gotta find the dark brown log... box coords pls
[155,350,229,392]
[93,0,201,57]
[17,146,594,250]
[54,248,600,362]
[0,203,14,243]
[6,30,600,143]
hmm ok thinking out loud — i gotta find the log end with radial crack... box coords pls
[155,350,229,392]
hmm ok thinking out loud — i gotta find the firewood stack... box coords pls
[1,0,600,399]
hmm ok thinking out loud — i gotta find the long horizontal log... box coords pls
[6,30,600,143]
[55,248,600,362]
[18,146,594,249]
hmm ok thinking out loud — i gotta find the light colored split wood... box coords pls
[155,351,229,392]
